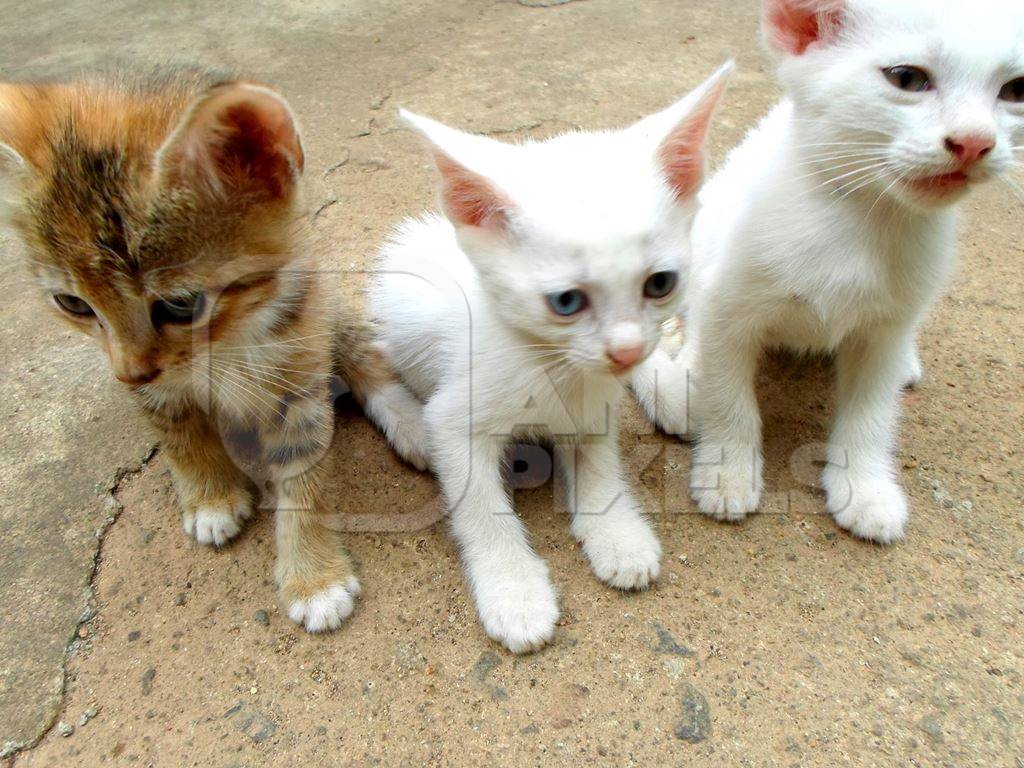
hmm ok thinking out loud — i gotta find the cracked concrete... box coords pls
[1,1,1023,766]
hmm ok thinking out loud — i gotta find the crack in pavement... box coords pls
[1,445,158,762]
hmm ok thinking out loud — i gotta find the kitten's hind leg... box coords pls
[556,437,662,591]
[340,342,429,470]
[631,346,695,439]
[147,405,255,548]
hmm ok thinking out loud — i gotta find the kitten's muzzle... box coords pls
[606,344,645,373]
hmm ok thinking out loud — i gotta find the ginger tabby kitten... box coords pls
[0,67,426,632]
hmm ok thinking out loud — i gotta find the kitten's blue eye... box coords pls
[999,77,1024,103]
[883,66,932,93]
[546,289,589,317]
[53,293,95,317]
[153,292,206,325]
[643,271,679,301]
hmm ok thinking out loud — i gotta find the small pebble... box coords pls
[128,631,141,642]
[57,722,73,737]
[79,707,98,727]
[173,593,186,607]
[253,610,270,626]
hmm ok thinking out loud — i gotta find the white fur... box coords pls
[182,500,253,547]
[369,65,731,653]
[636,0,1024,543]
[286,576,361,633]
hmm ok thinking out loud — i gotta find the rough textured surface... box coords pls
[1,1,1022,766]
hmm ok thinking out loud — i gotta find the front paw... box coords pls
[368,384,430,471]
[182,494,253,547]
[690,443,762,521]
[822,468,908,544]
[473,562,559,654]
[582,516,662,590]
[281,575,361,633]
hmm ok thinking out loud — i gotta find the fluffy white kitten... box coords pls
[370,64,732,653]
[635,0,1024,543]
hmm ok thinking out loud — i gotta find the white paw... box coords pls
[182,500,252,547]
[690,444,762,521]
[822,470,908,544]
[285,577,361,633]
[474,565,559,654]
[582,517,662,590]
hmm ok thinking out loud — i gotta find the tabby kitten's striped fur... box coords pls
[0,68,426,632]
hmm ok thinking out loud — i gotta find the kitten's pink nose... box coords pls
[944,134,995,166]
[606,344,645,372]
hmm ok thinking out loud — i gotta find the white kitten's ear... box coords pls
[763,0,845,56]
[643,61,733,203]
[400,108,515,232]
[156,82,304,201]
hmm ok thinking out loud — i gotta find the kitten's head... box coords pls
[0,72,305,390]
[765,0,1024,208]
[402,63,731,376]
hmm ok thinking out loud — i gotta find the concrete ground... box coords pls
[1,0,1022,765]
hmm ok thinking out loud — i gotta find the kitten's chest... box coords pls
[765,225,947,351]
[477,365,623,440]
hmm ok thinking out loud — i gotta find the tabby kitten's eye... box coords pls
[643,271,679,301]
[53,293,95,317]
[882,66,933,93]
[546,289,589,318]
[999,77,1024,103]
[153,292,206,325]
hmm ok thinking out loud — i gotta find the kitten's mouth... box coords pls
[905,170,971,196]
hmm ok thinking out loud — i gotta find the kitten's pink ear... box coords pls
[157,83,304,201]
[400,109,514,232]
[763,0,845,55]
[653,61,733,202]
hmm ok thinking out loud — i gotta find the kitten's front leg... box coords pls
[821,329,910,544]
[265,384,360,632]
[556,436,661,590]
[427,394,558,654]
[145,405,254,547]
[689,318,764,521]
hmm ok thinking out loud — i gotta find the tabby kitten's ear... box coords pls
[156,83,304,202]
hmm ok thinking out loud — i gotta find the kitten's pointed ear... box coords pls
[763,0,845,56]
[156,83,304,201]
[400,108,514,232]
[646,61,733,203]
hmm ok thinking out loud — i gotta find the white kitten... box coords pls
[369,64,732,653]
[635,0,1024,543]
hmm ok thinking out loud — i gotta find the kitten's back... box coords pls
[372,213,477,400]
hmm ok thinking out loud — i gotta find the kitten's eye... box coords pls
[546,289,589,318]
[153,292,206,325]
[999,77,1024,103]
[643,271,679,301]
[882,66,933,93]
[53,293,95,317]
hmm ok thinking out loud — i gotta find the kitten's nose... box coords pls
[944,134,995,166]
[606,344,645,372]
[114,365,161,386]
